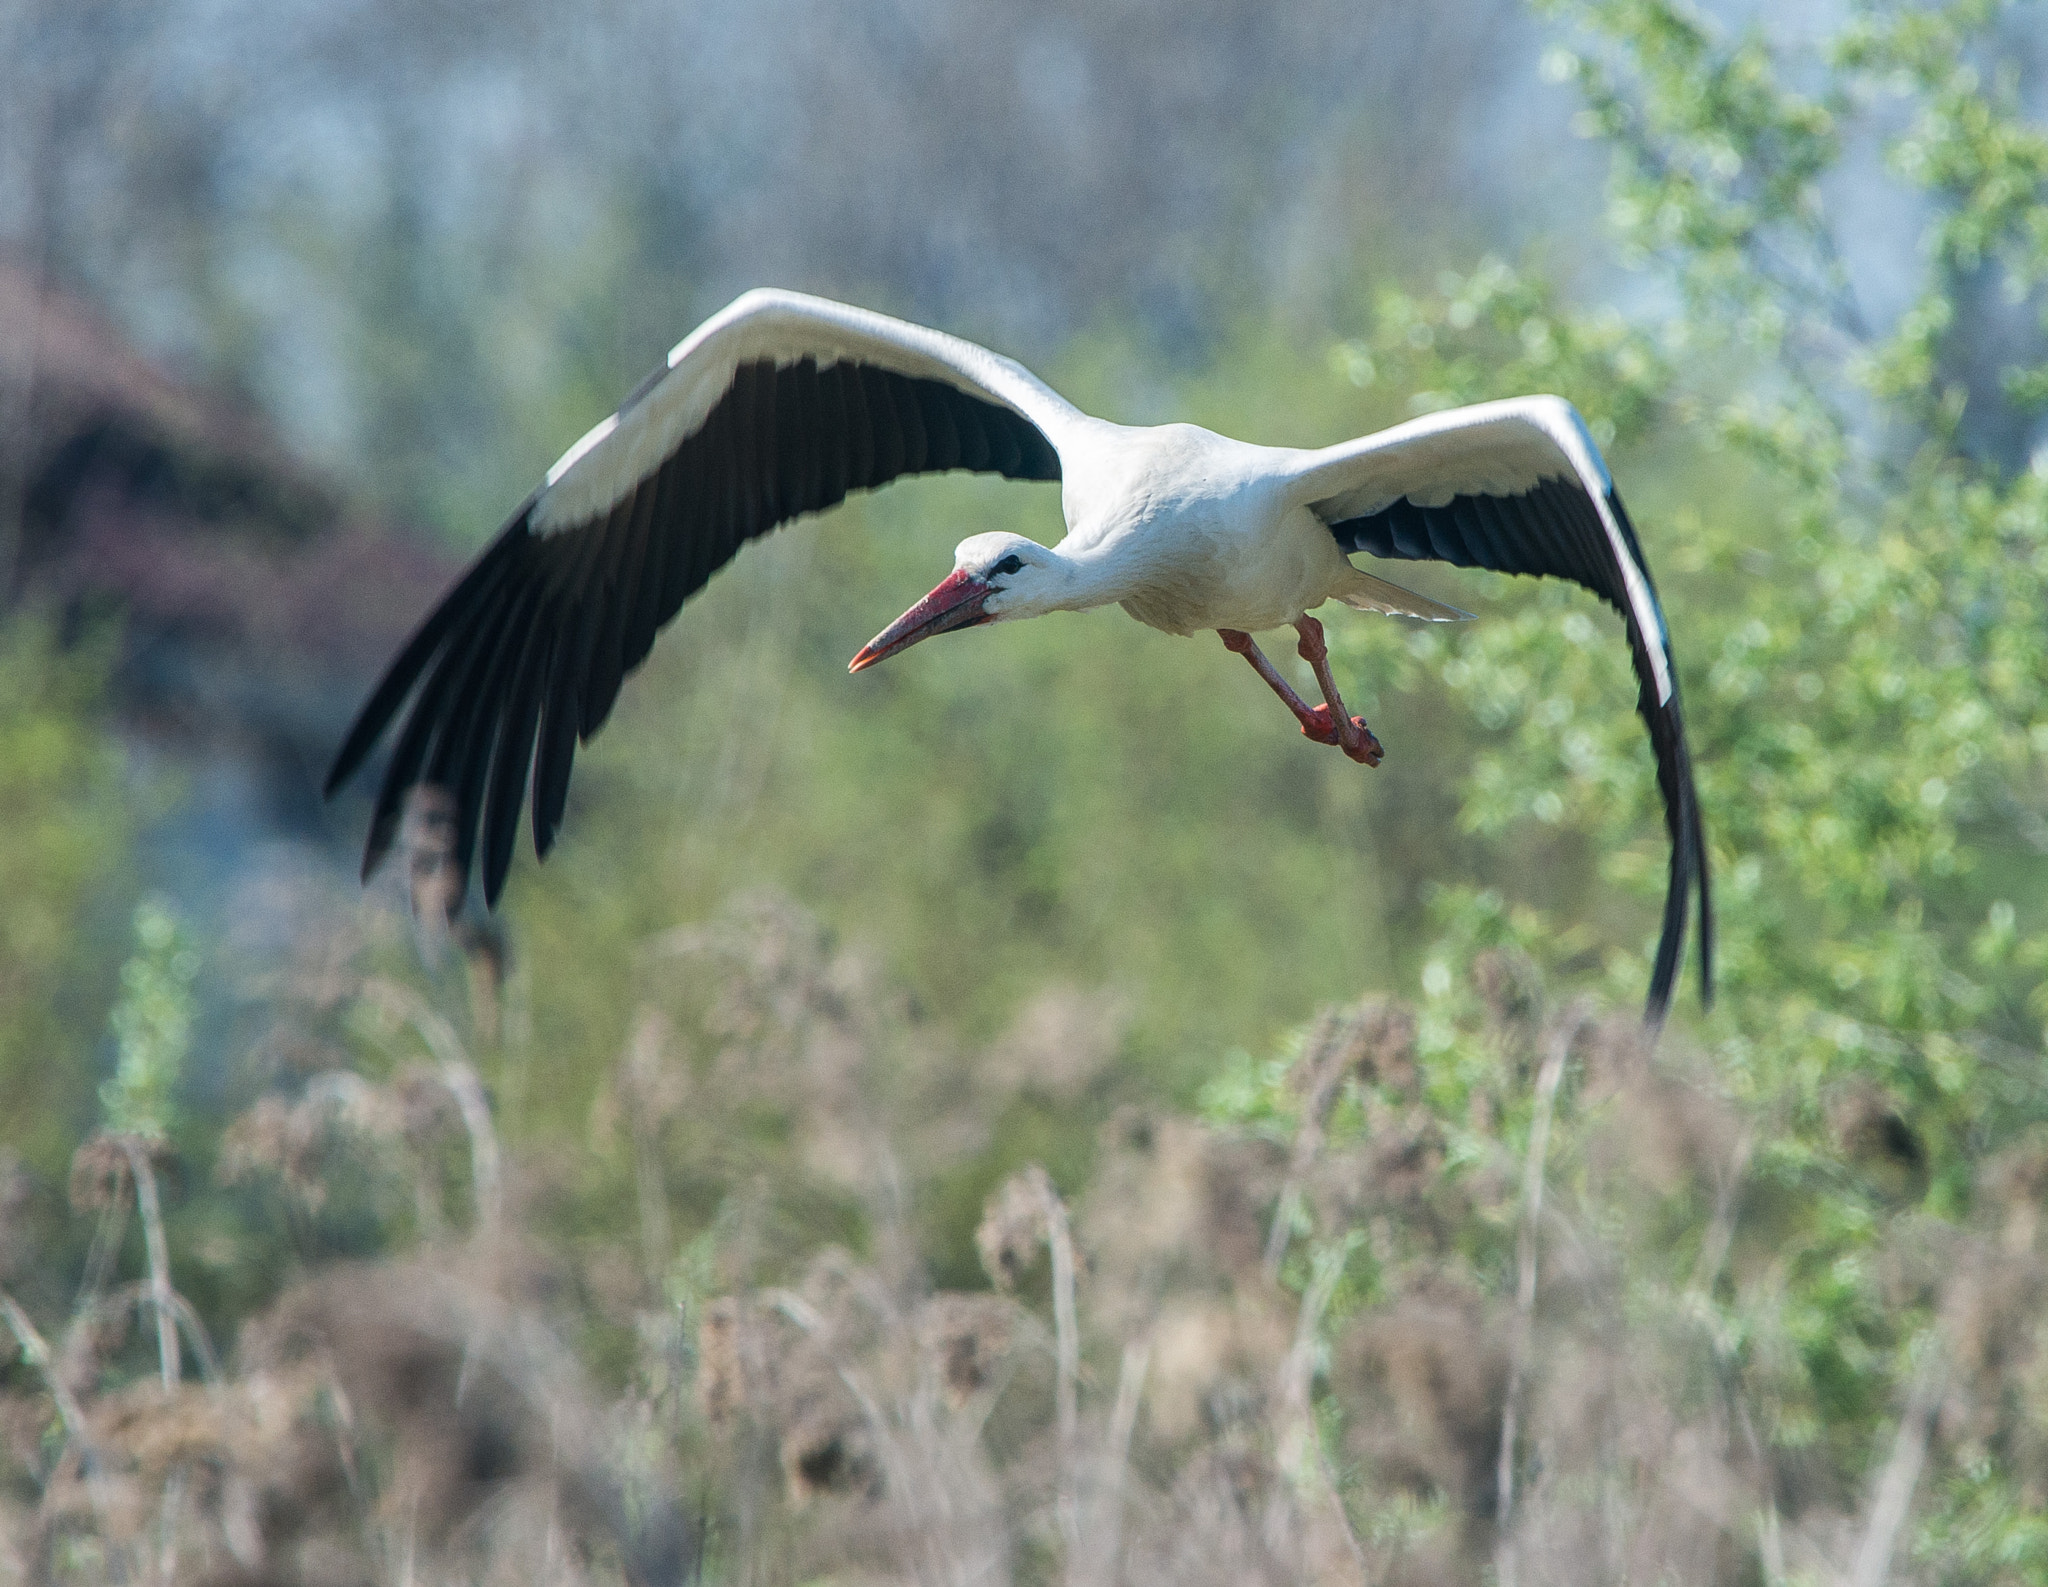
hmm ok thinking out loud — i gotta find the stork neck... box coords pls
[1044,537,1143,612]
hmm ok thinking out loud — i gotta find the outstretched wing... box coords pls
[1289,395,1710,1023]
[326,289,1074,904]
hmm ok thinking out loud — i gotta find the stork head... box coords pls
[848,533,1065,672]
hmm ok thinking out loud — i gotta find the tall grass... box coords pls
[2,866,2043,1584]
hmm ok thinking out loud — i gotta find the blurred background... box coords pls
[3,0,2048,1581]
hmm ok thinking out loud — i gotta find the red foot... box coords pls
[1297,703,1339,744]
[1299,706,1384,766]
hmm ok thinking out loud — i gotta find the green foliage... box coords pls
[99,899,197,1141]
[0,616,133,1172]
[259,18,2048,1572]
[6,6,2048,1580]
[1324,0,2048,1072]
[1218,0,2048,1573]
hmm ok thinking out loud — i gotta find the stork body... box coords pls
[1050,423,1382,634]
[328,289,1711,1020]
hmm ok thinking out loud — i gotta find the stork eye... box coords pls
[992,554,1024,577]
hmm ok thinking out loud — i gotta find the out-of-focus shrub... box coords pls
[1301,1,2048,1575]
[0,617,133,1179]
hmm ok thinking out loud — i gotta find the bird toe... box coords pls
[1343,719,1384,766]
[1298,704,1340,745]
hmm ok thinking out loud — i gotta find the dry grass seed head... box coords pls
[239,1260,564,1550]
[777,1388,879,1509]
[1472,949,1545,1051]
[217,1092,341,1210]
[1144,1297,1291,1444]
[1333,1276,1508,1521]
[67,1134,137,1214]
[1575,1018,1739,1199]
[1308,1103,1450,1234]
[918,1293,1018,1410]
[1081,1114,1281,1307]
[695,1296,764,1427]
[1981,1130,2048,1256]
[388,1064,462,1151]
[977,1167,1055,1291]
[1343,995,1423,1098]
[219,1074,431,1215]
[1288,996,1422,1116]
[89,1381,228,1493]
[38,1386,231,1555]
[1826,1078,1930,1203]
[699,1286,877,1510]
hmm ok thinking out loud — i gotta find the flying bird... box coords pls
[327,289,1711,1020]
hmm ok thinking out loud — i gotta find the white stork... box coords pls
[327,289,1711,1020]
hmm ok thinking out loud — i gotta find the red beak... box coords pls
[848,569,998,673]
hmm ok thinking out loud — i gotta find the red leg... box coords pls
[1293,617,1383,767]
[1219,629,1341,743]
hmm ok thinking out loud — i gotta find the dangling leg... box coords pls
[1292,615,1382,765]
[1219,628,1337,740]
[1219,627,1378,765]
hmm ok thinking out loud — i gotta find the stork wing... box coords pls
[1290,395,1710,1023]
[325,290,1075,904]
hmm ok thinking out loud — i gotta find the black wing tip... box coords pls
[360,811,402,885]
[357,783,533,919]
[1640,812,1713,1030]
[1643,927,1684,1030]
[1324,467,1708,1029]
[325,505,540,802]
[1693,822,1715,1012]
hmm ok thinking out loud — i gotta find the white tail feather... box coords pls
[1337,567,1473,621]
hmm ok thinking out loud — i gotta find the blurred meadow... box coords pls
[4,0,2048,1582]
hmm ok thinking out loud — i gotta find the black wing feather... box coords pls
[843,364,877,486]
[954,399,991,472]
[330,355,1061,907]
[325,526,525,798]
[480,619,553,906]
[431,579,547,885]
[624,459,677,674]
[532,596,595,859]
[816,364,852,509]
[984,403,1021,476]
[918,380,960,467]
[358,546,527,877]
[775,359,809,514]
[895,377,929,473]
[1326,474,1710,1024]
[576,564,630,740]
[861,366,903,483]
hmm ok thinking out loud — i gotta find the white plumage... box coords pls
[329,289,1711,1020]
